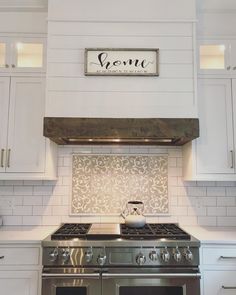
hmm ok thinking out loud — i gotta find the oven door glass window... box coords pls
[56,287,87,295]
[120,286,183,295]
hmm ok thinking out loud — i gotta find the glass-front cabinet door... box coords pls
[0,38,10,71]
[0,36,46,73]
[14,41,44,70]
[12,38,46,72]
[198,40,230,74]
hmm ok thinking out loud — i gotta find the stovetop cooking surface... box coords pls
[121,223,191,240]
[51,223,191,240]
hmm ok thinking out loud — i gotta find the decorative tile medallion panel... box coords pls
[71,155,168,215]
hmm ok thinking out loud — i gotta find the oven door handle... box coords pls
[42,273,100,279]
[102,273,201,279]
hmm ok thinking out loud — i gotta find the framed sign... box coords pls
[84,48,159,76]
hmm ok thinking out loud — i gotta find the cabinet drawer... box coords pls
[204,270,236,295]
[0,247,39,265]
[202,247,236,265]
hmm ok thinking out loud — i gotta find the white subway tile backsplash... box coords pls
[23,196,42,206]
[14,186,33,195]
[217,217,236,227]
[178,216,198,226]
[226,187,236,197]
[3,216,23,225]
[52,206,68,216]
[23,216,42,225]
[168,158,177,167]
[202,197,217,206]
[226,207,236,216]
[0,186,14,195]
[187,206,207,216]
[207,187,226,197]
[217,197,235,206]
[1,146,236,225]
[53,185,69,196]
[168,167,182,177]
[171,206,188,216]
[43,195,62,206]
[198,217,217,226]
[13,206,32,216]
[58,167,71,176]
[34,186,53,195]
[207,207,226,216]
[33,206,52,216]
[187,187,207,197]
[42,216,61,225]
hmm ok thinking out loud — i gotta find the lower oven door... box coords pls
[102,268,201,295]
[42,268,101,295]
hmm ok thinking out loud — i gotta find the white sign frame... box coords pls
[84,48,159,76]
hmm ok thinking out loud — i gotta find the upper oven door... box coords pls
[42,268,101,295]
[102,268,201,295]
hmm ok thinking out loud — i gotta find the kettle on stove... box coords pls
[121,201,146,228]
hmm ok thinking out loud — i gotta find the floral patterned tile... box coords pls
[71,155,168,215]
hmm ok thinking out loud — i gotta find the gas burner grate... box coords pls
[51,223,91,240]
[120,223,191,240]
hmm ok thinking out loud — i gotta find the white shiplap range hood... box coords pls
[44,0,198,145]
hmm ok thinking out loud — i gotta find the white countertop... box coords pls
[183,226,236,245]
[0,225,236,245]
[0,226,57,244]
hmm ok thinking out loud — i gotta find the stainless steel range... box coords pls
[42,223,201,295]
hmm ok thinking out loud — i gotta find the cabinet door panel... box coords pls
[198,40,230,74]
[0,77,10,172]
[7,77,46,173]
[204,270,236,295]
[0,271,38,295]
[0,37,11,72]
[196,79,234,174]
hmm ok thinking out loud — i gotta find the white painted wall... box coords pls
[48,0,196,22]
[46,0,198,118]
[0,12,47,34]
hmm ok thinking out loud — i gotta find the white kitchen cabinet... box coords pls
[0,76,57,180]
[0,271,38,295]
[198,39,236,76]
[183,78,236,181]
[201,245,236,295]
[0,36,46,74]
[0,245,41,295]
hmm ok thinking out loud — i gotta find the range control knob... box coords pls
[173,247,182,262]
[184,247,193,262]
[62,248,70,262]
[149,250,158,261]
[97,254,107,266]
[161,247,170,263]
[136,253,146,266]
[49,248,59,262]
[84,248,93,263]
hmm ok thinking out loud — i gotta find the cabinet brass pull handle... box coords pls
[6,149,11,168]
[1,149,4,167]
[0,256,4,259]
[233,66,236,70]
[222,286,236,289]
[227,66,231,70]
[230,150,234,168]
[11,64,15,68]
[5,64,9,68]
